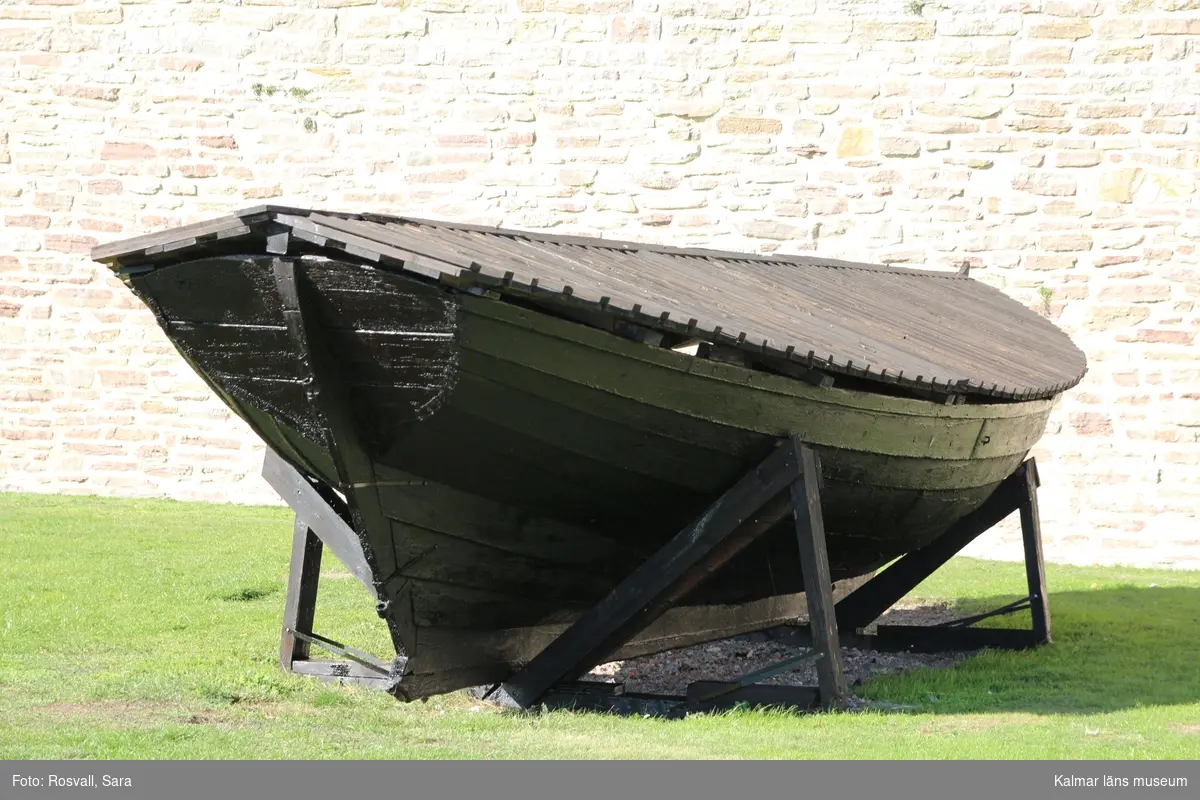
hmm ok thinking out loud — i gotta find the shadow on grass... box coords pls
[220,586,281,603]
[857,585,1200,716]
[479,585,1199,722]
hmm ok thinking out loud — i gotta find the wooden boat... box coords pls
[92,206,1087,700]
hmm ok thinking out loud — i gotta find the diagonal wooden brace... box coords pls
[263,449,377,602]
[501,437,846,710]
[831,457,1050,649]
[267,449,400,690]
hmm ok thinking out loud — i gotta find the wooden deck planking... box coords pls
[932,268,1084,364]
[418,224,941,377]
[761,263,1041,387]
[404,220,1083,397]
[694,257,952,379]
[754,258,1055,391]
[91,209,275,260]
[486,234,891,369]
[426,225,699,323]
[97,205,1087,402]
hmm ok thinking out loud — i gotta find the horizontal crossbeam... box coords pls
[290,630,392,676]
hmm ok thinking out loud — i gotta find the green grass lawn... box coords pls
[1,492,1197,759]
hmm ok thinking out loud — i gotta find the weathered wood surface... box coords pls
[115,244,1071,702]
[456,297,1054,461]
[1018,460,1052,644]
[95,205,1088,402]
[389,580,873,701]
[290,660,393,690]
[789,443,846,706]
[132,255,1055,625]
[262,450,377,599]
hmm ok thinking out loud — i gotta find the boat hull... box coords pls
[130,254,1055,698]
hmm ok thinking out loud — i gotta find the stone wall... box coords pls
[0,0,1196,568]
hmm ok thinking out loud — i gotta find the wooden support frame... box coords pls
[268,440,1052,715]
[1018,460,1052,644]
[267,451,401,692]
[262,450,377,602]
[790,442,846,706]
[500,437,847,711]
[830,458,1050,650]
[276,513,396,690]
[756,457,1050,664]
[513,456,1052,717]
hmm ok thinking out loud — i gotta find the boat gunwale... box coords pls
[457,291,1059,424]
[455,306,1049,462]
[124,254,1055,478]
[132,252,1059,425]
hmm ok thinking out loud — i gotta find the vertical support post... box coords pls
[280,516,324,671]
[1017,459,1051,645]
[832,461,1032,632]
[790,441,846,708]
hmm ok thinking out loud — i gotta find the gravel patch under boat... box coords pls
[584,601,968,698]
